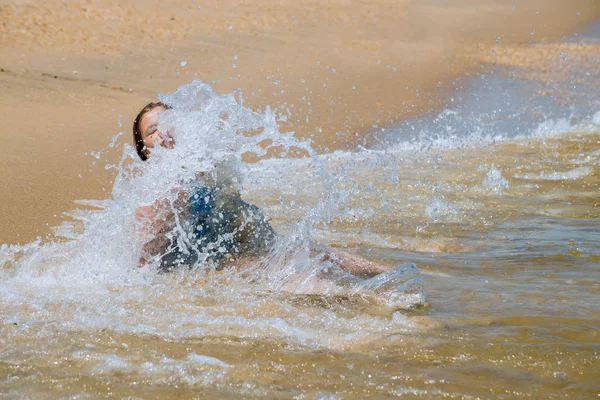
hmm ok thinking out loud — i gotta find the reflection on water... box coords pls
[1,36,600,400]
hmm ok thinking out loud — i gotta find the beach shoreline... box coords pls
[1,0,598,244]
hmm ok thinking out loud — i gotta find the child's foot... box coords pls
[352,263,426,309]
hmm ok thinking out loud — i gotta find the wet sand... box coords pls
[1,0,599,244]
[474,40,600,107]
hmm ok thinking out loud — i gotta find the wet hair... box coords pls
[132,102,172,161]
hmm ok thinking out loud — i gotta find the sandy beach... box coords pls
[1,0,598,243]
[1,2,600,398]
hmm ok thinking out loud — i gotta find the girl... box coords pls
[133,101,390,277]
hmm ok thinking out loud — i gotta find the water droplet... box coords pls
[233,54,238,60]
[530,29,535,36]
[180,61,187,67]
[495,37,501,43]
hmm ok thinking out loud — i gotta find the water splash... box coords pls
[483,164,509,192]
[515,166,593,181]
[0,80,429,355]
[425,196,460,223]
[1,81,324,279]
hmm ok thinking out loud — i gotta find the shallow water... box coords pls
[2,29,600,400]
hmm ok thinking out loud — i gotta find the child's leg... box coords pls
[309,241,389,277]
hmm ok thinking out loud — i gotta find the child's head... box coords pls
[132,102,173,161]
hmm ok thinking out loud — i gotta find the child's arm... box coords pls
[135,199,174,268]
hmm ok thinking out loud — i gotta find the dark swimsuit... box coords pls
[157,185,276,272]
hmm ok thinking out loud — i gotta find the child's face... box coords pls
[139,106,175,156]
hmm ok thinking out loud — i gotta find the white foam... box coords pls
[593,110,600,125]
[425,196,460,223]
[187,353,231,369]
[380,108,600,155]
[515,166,593,181]
[483,164,509,192]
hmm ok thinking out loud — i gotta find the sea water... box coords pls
[1,39,599,400]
